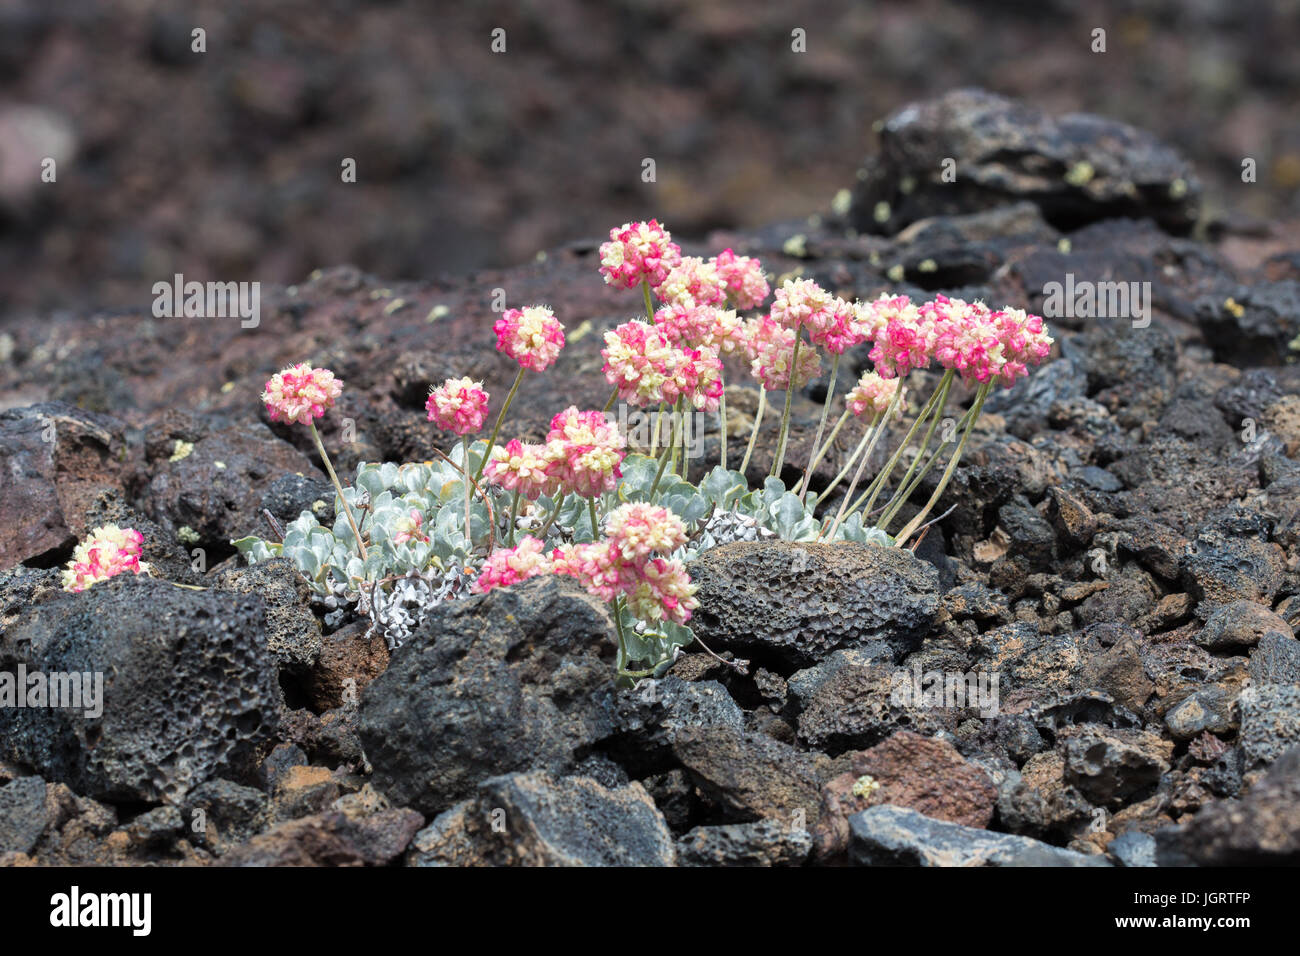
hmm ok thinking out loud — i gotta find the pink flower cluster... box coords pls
[745,315,822,391]
[846,371,906,418]
[857,294,1054,386]
[62,525,149,593]
[426,377,490,435]
[484,407,626,500]
[601,320,723,411]
[769,278,835,331]
[472,535,551,593]
[262,363,343,426]
[391,509,429,546]
[710,249,769,311]
[494,306,566,372]
[473,505,698,625]
[654,304,747,356]
[655,256,726,309]
[599,220,682,289]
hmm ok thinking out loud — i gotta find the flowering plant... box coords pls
[236,219,1052,681]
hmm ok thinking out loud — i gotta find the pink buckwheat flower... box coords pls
[61,525,149,593]
[671,345,724,413]
[472,536,552,594]
[604,503,688,562]
[543,406,627,498]
[710,249,770,311]
[262,363,343,426]
[769,278,834,332]
[846,370,907,418]
[869,294,940,379]
[550,542,626,602]
[599,220,682,289]
[601,320,683,407]
[805,295,865,355]
[626,557,698,625]
[654,304,747,356]
[494,305,566,372]
[745,315,822,392]
[654,256,727,309]
[484,439,558,500]
[391,509,429,547]
[426,377,490,435]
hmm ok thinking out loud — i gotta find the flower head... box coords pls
[262,363,343,426]
[604,503,688,562]
[543,407,626,498]
[805,295,865,355]
[846,370,907,418]
[868,294,936,378]
[550,541,627,602]
[62,525,149,593]
[494,306,566,372]
[769,278,834,331]
[391,509,429,547]
[654,304,747,356]
[655,256,727,309]
[745,315,822,392]
[426,377,490,435]
[601,320,691,408]
[599,220,682,289]
[710,249,769,311]
[484,439,558,500]
[626,557,698,625]
[472,536,552,594]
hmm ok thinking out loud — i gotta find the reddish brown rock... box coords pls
[814,730,996,860]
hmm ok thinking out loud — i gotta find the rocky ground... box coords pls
[1,90,1299,866]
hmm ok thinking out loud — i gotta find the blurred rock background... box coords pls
[0,0,1297,322]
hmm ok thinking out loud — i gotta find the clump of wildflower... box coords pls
[710,249,769,311]
[869,294,937,378]
[426,377,490,434]
[550,541,626,602]
[746,315,822,391]
[494,306,566,372]
[599,220,682,289]
[626,557,697,625]
[654,304,747,355]
[544,406,627,498]
[485,439,559,500]
[262,363,343,425]
[472,536,551,594]
[391,509,429,547]
[655,256,727,309]
[769,278,834,331]
[62,525,149,593]
[846,370,907,418]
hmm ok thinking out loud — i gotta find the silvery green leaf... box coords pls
[700,466,748,509]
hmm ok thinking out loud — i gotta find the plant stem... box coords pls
[603,387,619,413]
[797,353,841,500]
[670,398,685,479]
[718,367,728,471]
[770,332,803,479]
[474,366,526,484]
[739,387,766,476]
[648,408,682,500]
[463,456,473,551]
[642,279,656,323]
[612,597,629,671]
[805,409,850,493]
[875,373,954,529]
[857,369,954,522]
[825,396,897,539]
[507,490,520,546]
[894,382,989,548]
[310,422,367,561]
[813,411,878,507]
[537,493,567,538]
[588,497,600,542]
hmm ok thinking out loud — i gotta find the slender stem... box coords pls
[537,493,567,538]
[894,382,990,548]
[474,366,526,484]
[718,367,728,471]
[797,353,840,500]
[875,439,950,532]
[650,402,665,455]
[507,490,520,546]
[826,398,896,539]
[464,455,473,550]
[310,422,367,561]
[603,387,619,413]
[648,408,682,500]
[813,412,878,506]
[670,398,684,479]
[770,332,803,478]
[612,597,629,671]
[876,374,954,529]
[740,387,766,476]
[858,370,954,521]
[642,279,656,323]
[588,498,600,542]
